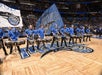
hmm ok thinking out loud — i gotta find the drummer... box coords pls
[80,26,85,42]
[8,27,20,54]
[25,25,35,52]
[69,25,75,44]
[50,24,59,47]
[37,25,46,49]
[75,26,82,43]
[60,24,69,47]
[85,26,91,41]
[0,27,8,56]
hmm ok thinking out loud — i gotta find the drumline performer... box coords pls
[25,25,35,52]
[80,26,85,42]
[50,24,59,47]
[7,27,21,54]
[75,26,82,43]
[85,26,91,41]
[0,27,8,56]
[69,25,75,44]
[60,25,69,47]
[37,25,46,49]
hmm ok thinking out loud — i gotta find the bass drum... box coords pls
[16,40,25,45]
[28,40,34,45]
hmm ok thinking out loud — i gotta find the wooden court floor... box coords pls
[0,38,102,75]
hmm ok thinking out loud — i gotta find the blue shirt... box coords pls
[0,28,4,38]
[51,28,59,36]
[8,28,19,41]
[85,28,90,34]
[80,28,85,34]
[38,28,45,39]
[25,29,33,36]
[69,27,74,36]
[25,29,34,40]
[33,29,38,35]
[75,28,81,33]
[60,28,69,37]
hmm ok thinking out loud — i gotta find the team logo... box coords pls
[0,11,20,26]
[8,15,20,26]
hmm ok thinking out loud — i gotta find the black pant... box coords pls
[99,33,102,38]
[61,37,67,47]
[69,36,74,44]
[37,40,46,49]
[75,37,82,43]
[83,36,85,42]
[0,39,8,55]
[50,36,59,47]
[9,44,21,54]
[86,36,91,41]
[26,40,35,51]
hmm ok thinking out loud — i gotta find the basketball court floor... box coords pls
[0,37,102,75]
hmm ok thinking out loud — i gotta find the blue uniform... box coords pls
[75,27,81,36]
[51,28,59,36]
[69,27,74,36]
[80,28,85,35]
[85,28,90,34]
[8,28,19,41]
[66,27,70,33]
[38,28,45,39]
[33,30,38,35]
[25,29,34,40]
[60,27,69,37]
[0,28,4,38]
[76,28,81,33]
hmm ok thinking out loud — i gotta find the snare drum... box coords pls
[5,41,14,48]
[87,34,92,37]
[28,40,34,45]
[16,40,25,45]
[45,38,52,42]
[71,35,77,38]
[5,40,25,47]
[83,34,87,37]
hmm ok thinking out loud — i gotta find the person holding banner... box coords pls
[0,28,8,56]
[7,27,20,54]
[50,24,59,48]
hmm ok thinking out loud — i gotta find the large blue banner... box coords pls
[36,4,64,34]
